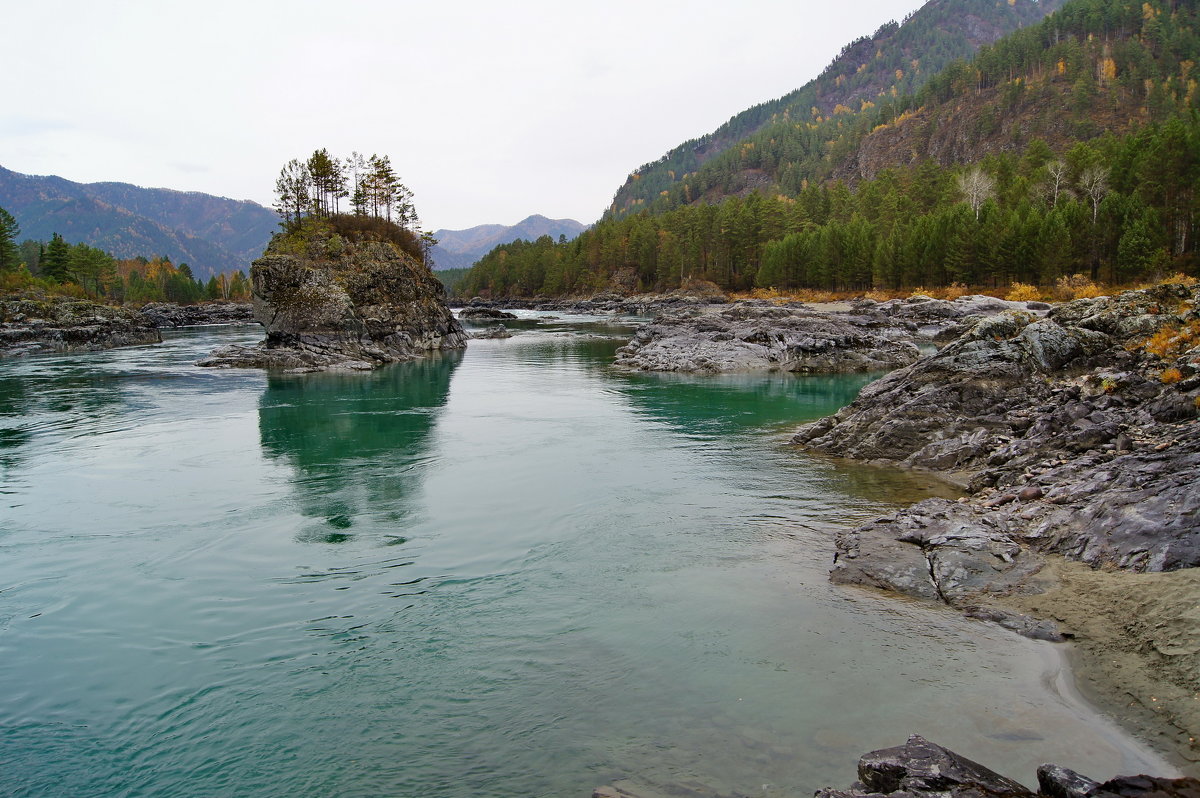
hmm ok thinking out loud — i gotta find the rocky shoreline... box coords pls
[0,295,161,357]
[138,301,255,328]
[789,283,1200,761]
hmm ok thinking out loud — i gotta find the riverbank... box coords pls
[788,282,1200,770]
[1000,559,1200,766]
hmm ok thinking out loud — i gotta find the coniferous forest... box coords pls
[457,0,1200,298]
[0,208,251,303]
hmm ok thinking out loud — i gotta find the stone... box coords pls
[818,737,1192,798]
[139,301,255,327]
[458,307,517,320]
[614,304,921,374]
[1036,764,1099,798]
[199,228,465,372]
[1,295,161,357]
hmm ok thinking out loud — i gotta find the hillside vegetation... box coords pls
[457,0,1198,298]
[0,166,277,279]
[607,0,1067,219]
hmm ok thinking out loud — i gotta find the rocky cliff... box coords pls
[1,295,161,356]
[199,228,466,371]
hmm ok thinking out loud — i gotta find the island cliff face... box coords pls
[200,231,466,371]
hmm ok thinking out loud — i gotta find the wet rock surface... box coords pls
[139,301,255,328]
[613,305,922,374]
[457,307,517,321]
[1,295,161,356]
[815,736,1198,798]
[199,234,466,372]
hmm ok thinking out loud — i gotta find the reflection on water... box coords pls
[258,354,461,543]
[0,321,1175,798]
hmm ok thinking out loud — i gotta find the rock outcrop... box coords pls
[458,307,517,321]
[199,230,466,371]
[815,735,1197,798]
[614,305,922,373]
[139,302,255,328]
[794,283,1200,643]
[1,295,161,356]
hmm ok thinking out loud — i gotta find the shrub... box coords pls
[1055,273,1105,300]
[1161,367,1184,384]
[941,282,970,300]
[1006,282,1041,302]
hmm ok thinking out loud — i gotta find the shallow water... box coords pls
[0,315,1172,797]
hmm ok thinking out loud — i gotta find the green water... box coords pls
[0,315,1171,797]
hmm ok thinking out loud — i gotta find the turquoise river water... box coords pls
[0,313,1173,797]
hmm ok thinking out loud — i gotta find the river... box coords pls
[0,313,1172,797]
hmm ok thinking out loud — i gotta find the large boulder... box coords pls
[1,295,161,356]
[199,230,466,371]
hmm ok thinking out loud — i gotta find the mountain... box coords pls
[0,166,279,279]
[456,0,1200,298]
[430,215,586,270]
[607,0,1067,219]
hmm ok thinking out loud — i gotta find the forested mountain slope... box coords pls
[457,0,1199,298]
[0,166,278,279]
[607,0,1067,219]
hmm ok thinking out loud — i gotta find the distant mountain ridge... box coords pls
[0,165,279,279]
[430,215,586,271]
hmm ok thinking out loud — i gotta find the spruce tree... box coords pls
[0,206,21,271]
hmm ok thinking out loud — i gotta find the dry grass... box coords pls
[1161,367,1184,384]
[1142,321,1200,359]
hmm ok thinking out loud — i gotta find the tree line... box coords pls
[0,209,250,303]
[455,116,1198,296]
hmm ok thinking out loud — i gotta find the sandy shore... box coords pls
[996,558,1200,771]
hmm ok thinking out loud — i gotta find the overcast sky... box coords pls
[5,0,926,232]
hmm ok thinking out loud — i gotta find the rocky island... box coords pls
[199,216,466,372]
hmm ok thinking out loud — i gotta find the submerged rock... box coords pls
[469,323,513,339]
[1,295,161,356]
[199,229,466,372]
[614,304,920,373]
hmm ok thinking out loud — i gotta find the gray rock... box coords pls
[469,324,513,339]
[1036,764,1099,798]
[1,296,161,356]
[815,735,1034,798]
[199,234,465,372]
[615,304,921,374]
[797,284,1200,628]
[458,307,517,320]
[139,302,255,327]
[818,737,1194,798]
